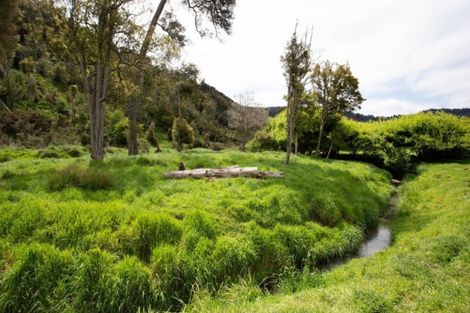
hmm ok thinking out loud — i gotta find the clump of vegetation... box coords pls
[37,145,86,159]
[172,117,195,151]
[48,163,114,191]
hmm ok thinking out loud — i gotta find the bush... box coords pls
[247,130,279,151]
[210,142,225,151]
[48,164,114,191]
[172,117,195,151]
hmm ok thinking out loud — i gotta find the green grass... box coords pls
[186,162,470,313]
[0,147,392,311]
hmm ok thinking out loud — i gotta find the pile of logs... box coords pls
[165,165,283,179]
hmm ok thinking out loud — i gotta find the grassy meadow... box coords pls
[0,146,392,312]
[187,162,470,312]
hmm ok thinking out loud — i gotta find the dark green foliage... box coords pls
[0,0,18,64]
[172,117,195,151]
[48,164,114,191]
[247,130,280,151]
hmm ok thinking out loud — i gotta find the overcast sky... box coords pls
[169,0,470,116]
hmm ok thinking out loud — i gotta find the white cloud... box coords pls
[360,98,427,117]
[157,0,470,114]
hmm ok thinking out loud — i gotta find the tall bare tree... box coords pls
[281,29,312,164]
[310,61,364,156]
[127,0,237,155]
[228,92,268,151]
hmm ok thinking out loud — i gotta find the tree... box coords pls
[310,61,364,156]
[0,0,18,68]
[0,0,19,113]
[228,92,268,151]
[172,117,194,151]
[127,0,236,155]
[60,0,133,160]
[281,29,312,164]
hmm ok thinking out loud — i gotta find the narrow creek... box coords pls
[357,179,400,258]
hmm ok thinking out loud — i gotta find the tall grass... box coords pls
[186,162,470,312]
[0,148,393,311]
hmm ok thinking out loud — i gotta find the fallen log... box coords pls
[165,166,283,179]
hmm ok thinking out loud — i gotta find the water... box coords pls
[358,226,392,257]
[357,182,400,258]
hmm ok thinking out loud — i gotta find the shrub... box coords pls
[210,142,225,151]
[247,130,279,152]
[172,117,194,151]
[138,138,151,153]
[48,164,114,191]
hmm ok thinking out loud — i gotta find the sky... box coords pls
[166,0,470,116]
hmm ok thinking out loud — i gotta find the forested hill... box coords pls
[0,0,251,149]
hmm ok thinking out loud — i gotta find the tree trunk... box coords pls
[285,121,293,164]
[326,143,333,159]
[0,98,11,113]
[128,92,138,155]
[315,107,327,156]
[128,0,168,155]
[165,166,283,179]
[294,132,298,154]
[285,96,294,164]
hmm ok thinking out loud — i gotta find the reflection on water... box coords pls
[358,182,400,258]
[358,226,391,257]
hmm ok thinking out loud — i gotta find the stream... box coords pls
[357,179,400,258]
